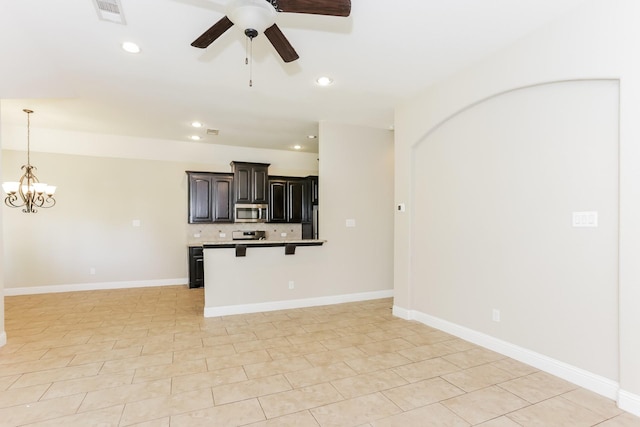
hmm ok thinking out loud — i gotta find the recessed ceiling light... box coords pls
[190,135,201,141]
[121,41,140,54]
[307,135,317,139]
[293,145,302,150]
[191,121,203,128]
[315,76,333,87]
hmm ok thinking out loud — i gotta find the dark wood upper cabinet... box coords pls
[187,172,234,223]
[288,180,307,223]
[307,175,318,205]
[268,179,287,222]
[269,177,309,223]
[188,172,213,223]
[230,161,269,204]
[211,174,234,222]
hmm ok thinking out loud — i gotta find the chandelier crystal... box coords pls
[2,109,57,213]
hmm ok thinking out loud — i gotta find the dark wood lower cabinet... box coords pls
[188,246,204,288]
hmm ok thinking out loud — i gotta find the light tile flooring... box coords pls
[1,286,639,427]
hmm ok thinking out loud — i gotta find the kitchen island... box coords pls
[202,240,327,317]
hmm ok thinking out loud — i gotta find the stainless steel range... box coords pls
[231,230,266,240]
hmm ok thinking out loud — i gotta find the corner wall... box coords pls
[1,122,394,313]
[413,79,619,379]
[0,100,5,347]
[1,128,319,292]
[196,121,396,315]
[319,122,395,297]
[394,0,640,415]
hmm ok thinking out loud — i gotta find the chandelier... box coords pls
[2,109,57,213]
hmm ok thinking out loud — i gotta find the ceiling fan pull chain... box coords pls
[244,32,254,87]
[249,36,254,87]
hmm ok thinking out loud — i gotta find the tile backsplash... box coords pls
[188,223,302,244]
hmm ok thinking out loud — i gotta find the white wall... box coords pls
[394,0,640,415]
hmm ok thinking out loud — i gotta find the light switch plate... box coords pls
[346,219,356,228]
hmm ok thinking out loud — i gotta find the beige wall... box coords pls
[203,121,395,313]
[1,121,393,305]
[1,128,319,290]
[395,0,640,412]
[412,80,618,379]
[0,108,5,346]
[319,122,395,296]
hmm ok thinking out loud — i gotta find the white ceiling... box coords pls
[0,0,587,153]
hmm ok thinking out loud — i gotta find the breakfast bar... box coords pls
[202,240,326,317]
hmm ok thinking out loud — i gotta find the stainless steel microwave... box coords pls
[234,203,268,223]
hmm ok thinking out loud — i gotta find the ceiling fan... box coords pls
[191,0,351,63]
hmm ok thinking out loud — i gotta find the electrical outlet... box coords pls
[90,267,96,275]
[219,233,226,238]
[288,281,295,289]
[281,232,287,237]
[492,309,501,322]
[572,211,598,227]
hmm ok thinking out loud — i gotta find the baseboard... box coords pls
[619,389,640,417]
[0,331,6,347]
[392,305,411,320]
[3,278,188,296]
[393,305,619,401]
[205,289,394,317]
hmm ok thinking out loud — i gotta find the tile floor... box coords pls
[1,285,639,426]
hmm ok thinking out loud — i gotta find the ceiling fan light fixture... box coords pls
[227,0,276,35]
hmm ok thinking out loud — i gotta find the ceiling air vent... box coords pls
[207,129,220,136]
[94,0,126,24]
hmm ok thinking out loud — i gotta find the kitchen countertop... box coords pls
[200,239,326,248]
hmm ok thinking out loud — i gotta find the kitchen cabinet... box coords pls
[230,161,269,204]
[187,172,234,223]
[268,179,287,222]
[302,176,318,239]
[188,246,204,288]
[268,177,309,223]
[307,175,318,205]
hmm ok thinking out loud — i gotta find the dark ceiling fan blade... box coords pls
[264,24,299,63]
[191,16,234,48]
[273,0,351,17]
